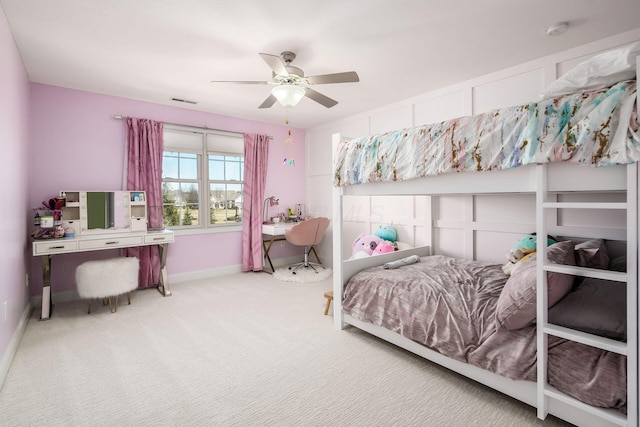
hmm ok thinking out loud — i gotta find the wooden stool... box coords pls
[323,291,333,315]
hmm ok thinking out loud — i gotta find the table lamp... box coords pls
[263,196,279,224]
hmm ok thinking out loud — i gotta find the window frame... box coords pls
[207,153,244,226]
[162,125,244,234]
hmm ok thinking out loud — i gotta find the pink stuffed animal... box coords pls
[372,240,395,255]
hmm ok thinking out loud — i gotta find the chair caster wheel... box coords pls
[292,271,297,275]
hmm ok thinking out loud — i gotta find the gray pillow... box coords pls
[574,239,609,270]
[549,278,626,341]
[496,240,575,330]
[609,255,626,272]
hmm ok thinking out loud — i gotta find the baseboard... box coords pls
[169,256,304,283]
[168,264,244,284]
[0,302,32,390]
[31,289,79,310]
[30,256,309,308]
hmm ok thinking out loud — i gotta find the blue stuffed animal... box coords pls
[374,224,397,242]
[514,233,557,252]
[502,233,558,275]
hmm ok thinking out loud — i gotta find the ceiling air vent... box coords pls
[171,97,198,105]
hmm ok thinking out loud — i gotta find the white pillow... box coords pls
[541,41,640,99]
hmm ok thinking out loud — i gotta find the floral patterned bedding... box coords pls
[334,80,639,187]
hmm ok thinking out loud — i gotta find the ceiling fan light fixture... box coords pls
[271,85,305,108]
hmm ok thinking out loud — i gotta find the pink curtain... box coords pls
[241,133,270,271]
[124,118,164,287]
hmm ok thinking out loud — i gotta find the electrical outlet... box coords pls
[3,301,7,323]
[25,273,29,287]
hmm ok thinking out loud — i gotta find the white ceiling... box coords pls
[2,0,640,129]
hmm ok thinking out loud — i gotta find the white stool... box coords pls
[76,257,139,314]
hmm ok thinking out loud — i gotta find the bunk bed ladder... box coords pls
[536,163,638,427]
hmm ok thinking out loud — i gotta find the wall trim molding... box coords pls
[306,28,640,135]
[29,255,306,309]
[0,302,32,390]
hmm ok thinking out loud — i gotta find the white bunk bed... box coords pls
[331,53,640,427]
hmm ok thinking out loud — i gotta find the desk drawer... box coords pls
[144,233,174,244]
[33,240,78,255]
[79,236,144,250]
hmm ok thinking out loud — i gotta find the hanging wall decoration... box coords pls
[282,118,295,167]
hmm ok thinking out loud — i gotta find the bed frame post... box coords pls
[332,133,346,329]
[627,161,638,427]
[535,163,549,420]
[627,55,640,427]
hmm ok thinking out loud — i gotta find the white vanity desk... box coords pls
[32,190,175,320]
[33,229,174,320]
[262,222,295,273]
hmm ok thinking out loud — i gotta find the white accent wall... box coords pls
[306,29,640,266]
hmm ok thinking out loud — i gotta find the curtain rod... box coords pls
[113,115,273,140]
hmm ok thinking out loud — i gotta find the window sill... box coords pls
[167,224,242,236]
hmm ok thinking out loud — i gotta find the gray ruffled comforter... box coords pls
[342,255,626,412]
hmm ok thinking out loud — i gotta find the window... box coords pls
[162,126,244,230]
[209,154,243,224]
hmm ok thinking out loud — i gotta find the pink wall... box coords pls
[29,84,305,294]
[0,7,31,373]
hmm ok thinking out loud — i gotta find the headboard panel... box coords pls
[433,191,627,264]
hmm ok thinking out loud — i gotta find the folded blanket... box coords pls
[384,255,420,269]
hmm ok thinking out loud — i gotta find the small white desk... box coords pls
[262,222,296,273]
[32,229,175,320]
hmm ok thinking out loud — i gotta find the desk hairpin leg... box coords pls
[262,236,277,274]
[262,235,289,273]
[40,255,53,321]
[156,243,172,296]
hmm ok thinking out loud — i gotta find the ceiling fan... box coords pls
[211,51,359,109]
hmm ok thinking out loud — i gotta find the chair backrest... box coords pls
[284,217,330,246]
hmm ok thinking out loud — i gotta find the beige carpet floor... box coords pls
[0,272,571,426]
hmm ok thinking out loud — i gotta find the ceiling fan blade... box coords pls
[210,80,269,84]
[259,53,289,76]
[258,94,277,109]
[304,88,338,108]
[306,71,359,85]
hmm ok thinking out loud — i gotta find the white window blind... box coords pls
[207,132,243,155]
[164,129,203,152]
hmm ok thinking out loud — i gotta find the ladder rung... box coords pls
[543,324,627,355]
[544,385,627,426]
[543,264,627,282]
[542,202,627,210]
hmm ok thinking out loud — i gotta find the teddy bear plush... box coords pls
[352,234,384,259]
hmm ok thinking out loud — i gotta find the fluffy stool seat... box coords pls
[76,257,139,314]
